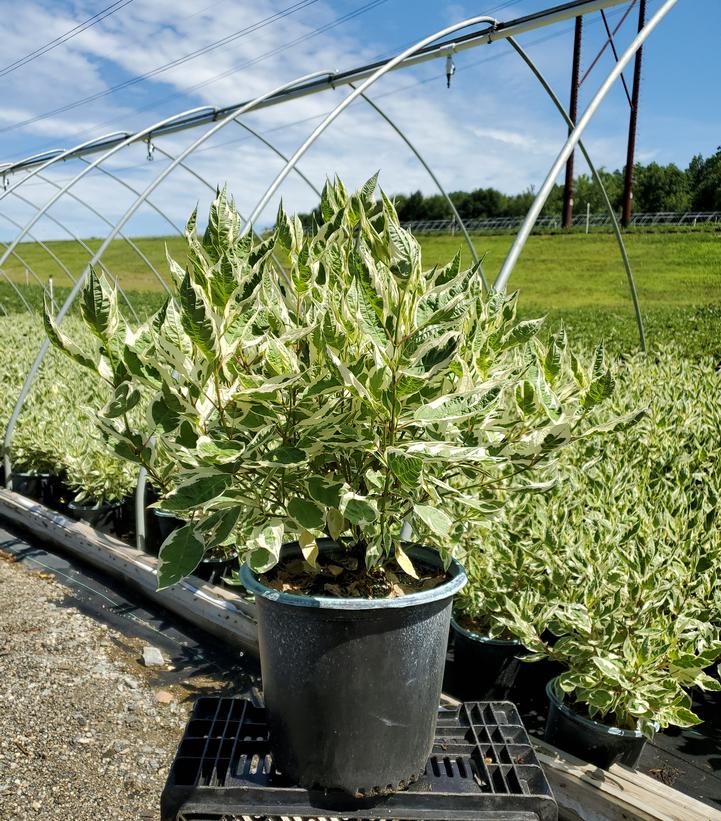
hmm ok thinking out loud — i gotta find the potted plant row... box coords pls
[461,432,721,768]
[45,177,622,795]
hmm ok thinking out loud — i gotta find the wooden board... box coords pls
[2,487,719,821]
[0,487,258,653]
[534,738,721,821]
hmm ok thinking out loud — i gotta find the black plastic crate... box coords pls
[161,697,557,821]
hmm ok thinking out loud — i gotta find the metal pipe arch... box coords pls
[494,0,678,292]
[2,105,241,484]
[3,78,335,485]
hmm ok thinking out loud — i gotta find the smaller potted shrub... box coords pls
[542,610,721,768]
[10,438,61,506]
[63,448,137,535]
[450,531,562,707]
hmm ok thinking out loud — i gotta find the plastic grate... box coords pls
[161,698,557,821]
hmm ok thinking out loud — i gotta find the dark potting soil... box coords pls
[260,554,446,598]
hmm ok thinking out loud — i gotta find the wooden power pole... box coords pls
[621,0,647,227]
[562,16,583,228]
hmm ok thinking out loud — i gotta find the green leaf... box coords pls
[388,451,422,488]
[179,272,217,360]
[592,656,624,683]
[102,381,141,419]
[665,706,703,728]
[247,521,284,573]
[157,525,205,589]
[414,504,452,537]
[500,318,544,350]
[308,476,343,508]
[582,371,615,410]
[413,387,501,423]
[288,497,325,530]
[150,387,185,433]
[160,474,231,512]
[340,492,378,525]
[43,295,97,372]
[81,268,118,342]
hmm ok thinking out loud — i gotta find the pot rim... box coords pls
[450,616,522,646]
[153,508,184,520]
[67,499,124,511]
[13,471,53,479]
[240,542,466,610]
[546,676,646,739]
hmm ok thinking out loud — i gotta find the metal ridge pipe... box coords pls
[0,0,628,174]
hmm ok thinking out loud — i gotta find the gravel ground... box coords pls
[0,551,231,821]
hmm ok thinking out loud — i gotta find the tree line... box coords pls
[298,149,721,223]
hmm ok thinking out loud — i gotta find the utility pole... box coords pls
[622,0,647,227]
[562,16,583,228]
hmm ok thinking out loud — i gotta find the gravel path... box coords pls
[0,550,228,821]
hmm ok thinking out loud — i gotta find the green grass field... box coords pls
[1,230,719,355]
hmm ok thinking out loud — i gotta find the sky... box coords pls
[0,0,718,240]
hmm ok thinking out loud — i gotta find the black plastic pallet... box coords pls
[161,697,557,821]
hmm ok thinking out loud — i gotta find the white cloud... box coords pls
[0,0,708,246]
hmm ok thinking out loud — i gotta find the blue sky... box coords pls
[0,0,717,239]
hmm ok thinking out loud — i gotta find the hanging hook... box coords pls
[146,137,156,161]
[445,44,457,88]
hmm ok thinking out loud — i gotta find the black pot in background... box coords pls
[145,507,185,556]
[195,556,238,585]
[240,541,467,795]
[448,619,563,714]
[11,472,58,506]
[450,617,527,701]
[544,677,649,769]
[67,499,126,536]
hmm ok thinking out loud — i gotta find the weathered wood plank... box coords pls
[534,738,721,821]
[0,488,258,653]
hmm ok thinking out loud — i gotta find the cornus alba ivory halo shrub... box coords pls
[45,176,631,590]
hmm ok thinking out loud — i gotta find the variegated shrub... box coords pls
[44,176,623,590]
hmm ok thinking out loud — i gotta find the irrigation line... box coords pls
[495,0,679,291]
[1,0,629,174]
[240,15,503,232]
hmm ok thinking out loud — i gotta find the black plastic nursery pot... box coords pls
[11,472,58,506]
[195,556,238,584]
[154,509,185,543]
[450,619,563,709]
[240,541,467,796]
[67,499,125,536]
[450,617,527,701]
[544,677,648,769]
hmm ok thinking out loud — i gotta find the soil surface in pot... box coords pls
[260,554,445,598]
